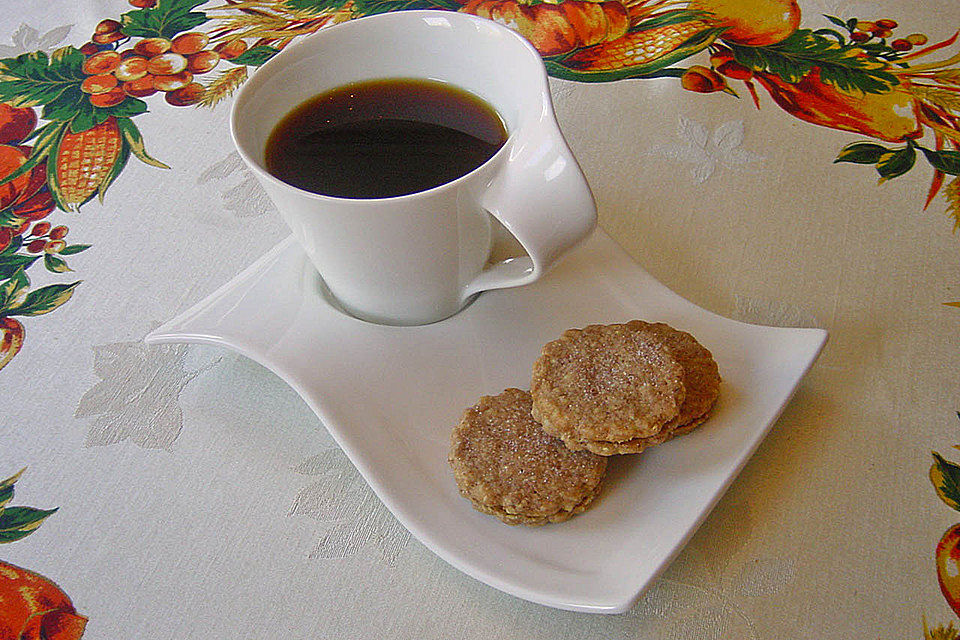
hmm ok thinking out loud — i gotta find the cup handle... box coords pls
[461,125,597,302]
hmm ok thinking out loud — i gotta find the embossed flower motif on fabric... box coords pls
[289,449,410,565]
[0,23,72,57]
[649,117,763,184]
[76,340,217,450]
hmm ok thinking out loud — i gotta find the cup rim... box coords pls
[229,10,553,204]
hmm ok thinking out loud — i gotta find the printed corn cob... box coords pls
[55,118,123,207]
[0,116,168,212]
[547,19,721,81]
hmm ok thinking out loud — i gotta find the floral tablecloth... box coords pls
[3,0,960,637]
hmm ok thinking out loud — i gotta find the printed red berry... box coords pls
[187,50,220,74]
[81,74,118,95]
[31,221,50,236]
[89,87,127,107]
[79,42,100,56]
[44,240,66,254]
[850,31,870,42]
[92,32,124,45]
[48,225,68,240]
[146,52,187,75]
[95,19,122,35]
[875,19,898,30]
[891,38,912,51]
[134,38,171,57]
[122,76,157,97]
[165,82,205,106]
[115,56,149,82]
[213,39,247,60]
[26,239,45,253]
[82,50,121,75]
[129,0,157,7]
[171,32,208,55]
[153,71,192,92]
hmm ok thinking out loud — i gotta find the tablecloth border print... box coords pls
[0,0,959,371]
[0,0,955,635]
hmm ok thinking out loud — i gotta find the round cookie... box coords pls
[558,321,721,456]
[448,388,607,525]
[530,322,687,452]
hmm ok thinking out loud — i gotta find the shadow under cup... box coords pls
[231,11,577,326]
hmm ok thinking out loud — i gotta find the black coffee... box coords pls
[264,78,508,199]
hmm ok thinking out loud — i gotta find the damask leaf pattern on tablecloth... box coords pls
[76,340,218,449]
[196,152,275,223]
[289,449,410,565]
[0,23,72,56]
[648,118,763,184]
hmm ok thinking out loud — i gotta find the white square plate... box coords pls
[146,230,826,613]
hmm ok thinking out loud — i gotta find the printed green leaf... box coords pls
[229,46,280,67]
[0,468,25,510]
[0,254,38,282]
[0,267,30,311]
[43,254,71,273]
[876,145,916,181]
[921,148,960,176]
[0,506,58,543]
[117,117,169,169]
[823,15,849,30]
[0,48,85,109]
[835,142,890,165]
[58,243,92,256]
[932,451,960,512]
[121,0,208,39]
[728,29,899,94]
[98,143,130,203]
[6,280,79,317]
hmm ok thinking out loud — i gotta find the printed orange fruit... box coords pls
[0,560,87,639]
[0,145,33,209]
[937,523,960,617]
[753,67,921,142]
[681,65,726,92]
[688,0,800,46]
[0,102,36,144]
[0,318,24,371]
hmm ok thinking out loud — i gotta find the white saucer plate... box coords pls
[146,230,827,613]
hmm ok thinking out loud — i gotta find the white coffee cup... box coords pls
[231,10,596,325]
